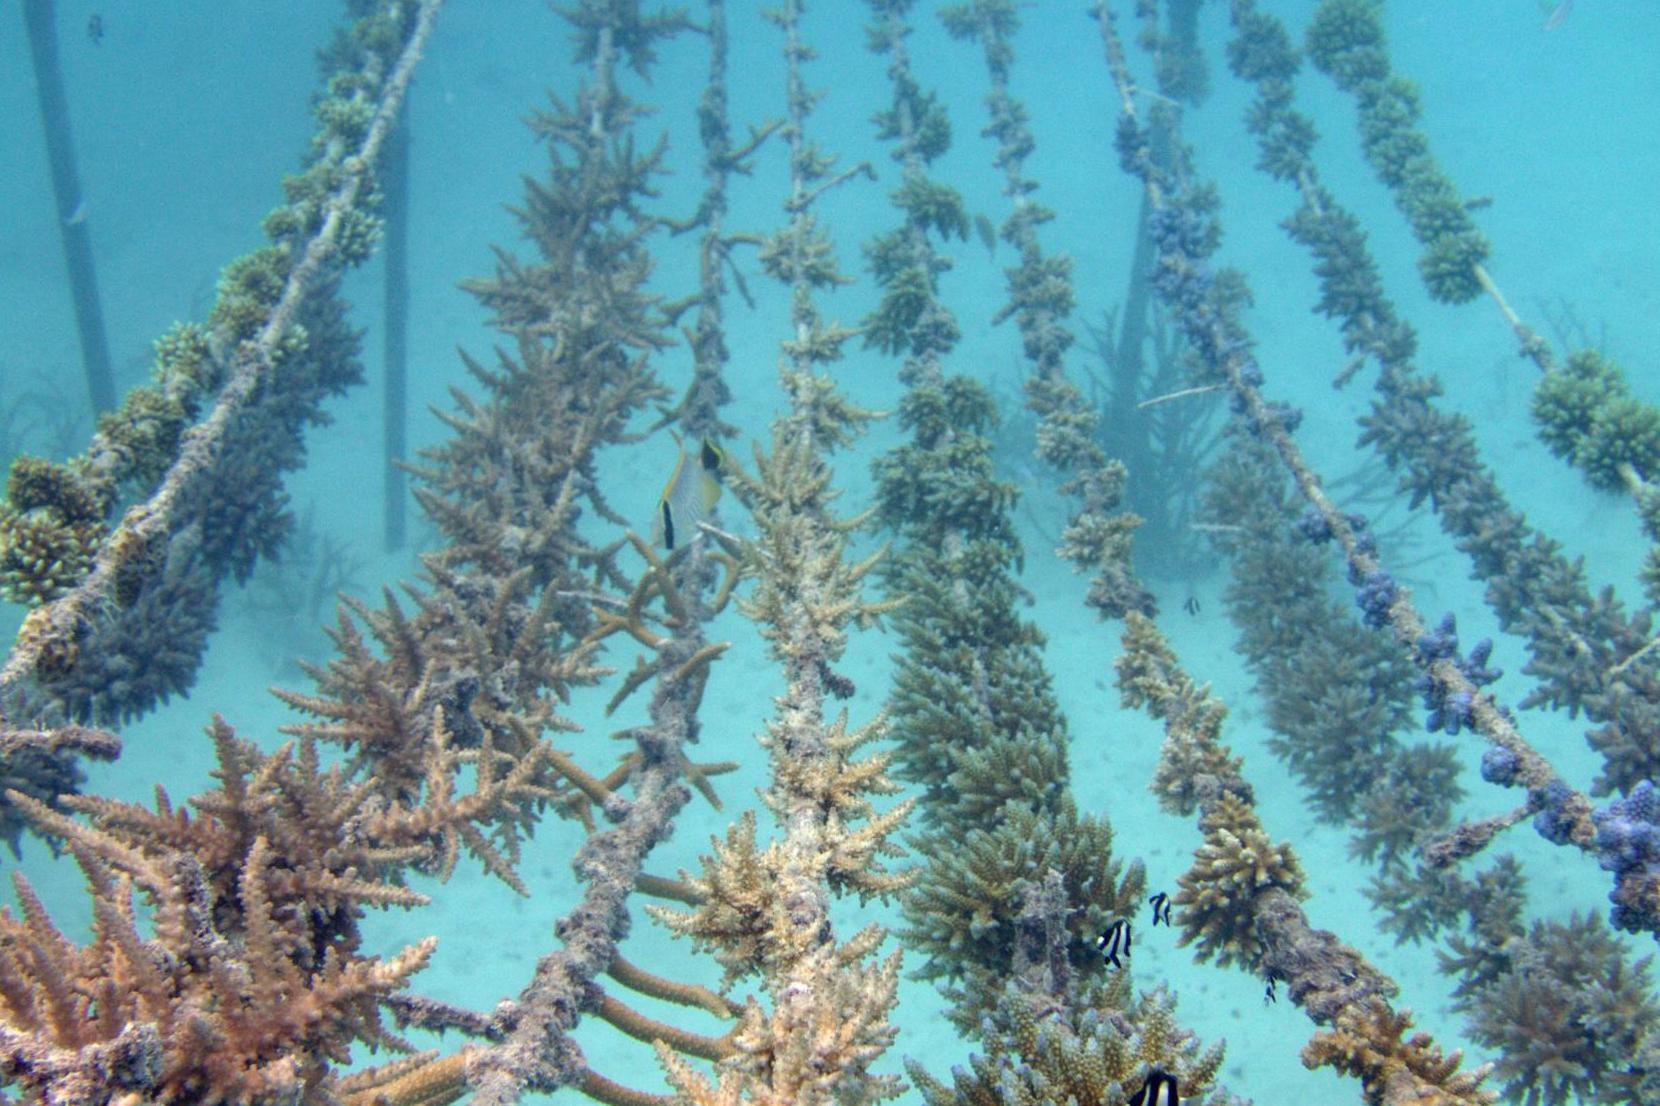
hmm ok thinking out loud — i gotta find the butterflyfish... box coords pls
[653,435,724,550]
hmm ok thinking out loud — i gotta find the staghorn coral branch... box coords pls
[608,953,740,1019]
[547,745,617,810]
[673,640,730,685]
[0,724,119,759]
[339,1049,475,1106]
[385,994,501,1039]
[636,872,705,905]
[2,724,448,1106]
[606,653,663,716]
[5,789,170,897]
[647,4,916,1096]
[459,0,738,1097]
[649,7,911,1105]
[579,1066,676,1106]
[593,987,737,1060]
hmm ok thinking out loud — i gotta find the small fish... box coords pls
[1129,1070,1179,1106]
[1264,966,1283,1005]
[87,13,103,44]
[653,434,723,551]
[63,199,88,227]
[1182,596,1200,616]
[1096,918,1131,969]
[1542,0,1572,30]
[1148,891,1172,926]
[973,213,997,255]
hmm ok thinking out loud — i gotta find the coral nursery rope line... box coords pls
[0,0,443,720]
[1094,2,1597,854]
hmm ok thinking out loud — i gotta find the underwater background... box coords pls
[2,1,1658,1103]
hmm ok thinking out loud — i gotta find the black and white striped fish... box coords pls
[1129,1070,1179,1106]
[1096,918,1131,969]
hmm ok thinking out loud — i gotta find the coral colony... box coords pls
[1,1,1658,1105]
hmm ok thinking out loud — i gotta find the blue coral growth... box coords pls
[1591,780,1660,932]
[1532,778,1577,845]
[1410,614,1503,736]
[1480,745,1519,786]
[1354,569,1398,628]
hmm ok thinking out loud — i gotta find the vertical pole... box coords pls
[381,103,409,552]
[22,0,116,416]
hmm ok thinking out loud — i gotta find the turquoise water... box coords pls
[2,2,1657,1102]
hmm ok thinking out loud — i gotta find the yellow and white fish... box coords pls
[652,434,724,550]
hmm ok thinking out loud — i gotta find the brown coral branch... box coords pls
[594,988,736,1060]
[384,993,501,1039]
[578,1066,676,1106]
[608,953,740,1018]
[646,7,912,1103]
[679,754,737,811]
[339,1049,474,1106]
[547,746,615,810]
[1,749,444,1106]
[606,653,663,716]
[1305,998,1495,1106]
[636,873,704,905]
[707,548,743,614]
[0,724,120,759]
[672,640,729,684]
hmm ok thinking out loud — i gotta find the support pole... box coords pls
[381,103,409,551]
[22,0,116,416]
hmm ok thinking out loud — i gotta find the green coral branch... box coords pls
[1304,0,1490,304]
